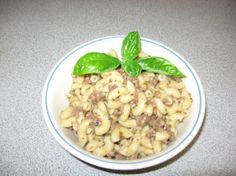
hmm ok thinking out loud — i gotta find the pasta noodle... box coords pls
[60,49,193,160]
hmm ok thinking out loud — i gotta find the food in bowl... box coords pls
[59,32,192,160]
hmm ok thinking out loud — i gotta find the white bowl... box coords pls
[42,36,206,170]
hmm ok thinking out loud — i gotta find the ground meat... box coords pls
[168,131,176,142]
[106,151,116,159]
[163,124,175,142]
[113,108,122,116]
[148,116,165,132]
[147,128,156,138]
[151,100,156,108]
[106,150,128,160]
[115,153,126,160]
[84,75,92,84]
[89,91,106,103]
[174,78,182,83]
[151,77,159,86]
[85,112,102,127]
[144,116,176,143]
[96,92,106,101]
[130,95,138,108]
[136,114,149,127]
[110,120,118,130]
[129,77,139,87]
[130,100,137,108]
[127,153,138,160]
[85,111,96,119]
[117,68,128,79]
[72,107,81,117]
[117,68,123,73]
[89,93,97,102]
[163,124,170,131]
[108,84,118,91]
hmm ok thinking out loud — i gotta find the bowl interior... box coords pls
[44,37,202,168]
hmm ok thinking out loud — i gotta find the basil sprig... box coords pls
[73,31,186,78]
[121,60,142,77]
[121,31,141,61]
[121,31,142,76]
[137,56,186,78]
[73,52,120,76]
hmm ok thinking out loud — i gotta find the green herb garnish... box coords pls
[121,60,142,77]
[73,52,120,76]
[73,31,185,78]
[137,56,185,78]
[121,31,141,61]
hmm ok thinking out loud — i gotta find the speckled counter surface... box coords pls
[0,0,236,175]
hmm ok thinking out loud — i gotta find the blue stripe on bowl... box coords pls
[45,36,201,164]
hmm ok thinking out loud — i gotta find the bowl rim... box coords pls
[42,35,206,170]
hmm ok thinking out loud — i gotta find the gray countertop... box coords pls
[1,0,236,175]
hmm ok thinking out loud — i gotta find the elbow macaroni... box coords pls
[93,108,111,135]
[111,126,133,142]
[132,92,146,116]
[94,136,114,156]
[60,49,193,160]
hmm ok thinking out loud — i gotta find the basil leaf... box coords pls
[137,56,186,78]
[121,31,141,61]
[73,52,121,76]
[121,60,142,77]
